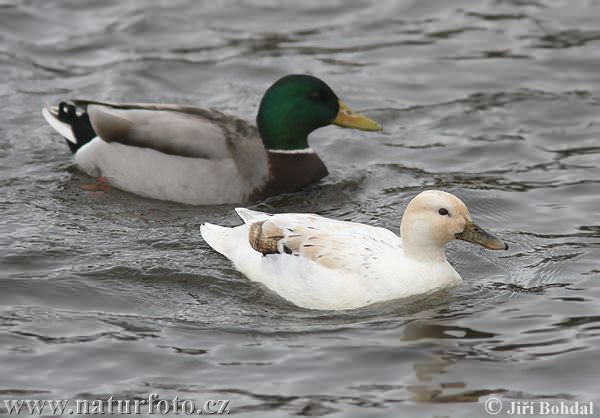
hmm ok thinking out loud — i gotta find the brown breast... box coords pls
[248,151,328,201]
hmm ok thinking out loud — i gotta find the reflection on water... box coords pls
[1,0,600,416]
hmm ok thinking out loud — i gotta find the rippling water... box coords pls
[2,0,600,416]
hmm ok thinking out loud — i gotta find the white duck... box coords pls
[201,190,508,310]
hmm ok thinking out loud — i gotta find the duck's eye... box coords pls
[309,91,325,101]
[438,208,449,216]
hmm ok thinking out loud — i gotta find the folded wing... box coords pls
[72,100,264,162]
[237,209,402,272]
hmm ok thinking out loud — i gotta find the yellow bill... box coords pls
[333,101,382,132]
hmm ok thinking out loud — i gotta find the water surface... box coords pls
[1,0,600,416]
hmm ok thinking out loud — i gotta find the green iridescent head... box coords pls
[256,74,382,151]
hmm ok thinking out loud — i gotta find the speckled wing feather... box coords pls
[238,209,402,272]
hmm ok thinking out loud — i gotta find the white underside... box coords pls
[201,210,462,310]
[75,138,250,205]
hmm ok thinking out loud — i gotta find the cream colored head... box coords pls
[400,190,507,261]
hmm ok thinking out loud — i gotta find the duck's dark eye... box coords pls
[309,91,325,101]
[438,208,449,216]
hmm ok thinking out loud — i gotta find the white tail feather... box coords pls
[42,107,77,144]
[200,223,235,256]
[235,208,270,224]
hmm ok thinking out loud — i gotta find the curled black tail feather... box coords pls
[57,102,97,154]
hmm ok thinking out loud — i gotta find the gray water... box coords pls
[2,1,600,417]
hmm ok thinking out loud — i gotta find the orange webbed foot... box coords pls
[80,176,110,192]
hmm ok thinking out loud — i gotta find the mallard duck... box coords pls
[41,74,382,205]
[201,190,508,310]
